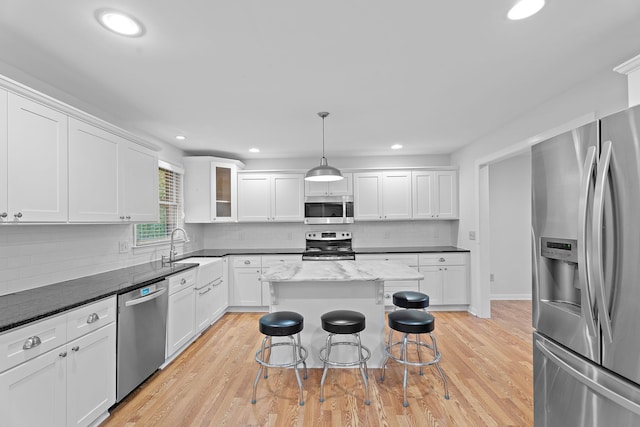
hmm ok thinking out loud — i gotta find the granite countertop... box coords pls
[0,261,198,333]
[1,245,468,334]
[261,260,424,282]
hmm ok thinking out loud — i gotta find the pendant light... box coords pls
[305,112,344,182]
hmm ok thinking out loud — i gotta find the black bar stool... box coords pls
[381,309,449,407]
[252,311,308,406]
[392,290,430,310]
[319,310,371,405]
[392,290,430,374]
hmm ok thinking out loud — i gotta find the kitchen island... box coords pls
[261,260,424,368]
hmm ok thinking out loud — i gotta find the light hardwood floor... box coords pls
[105,301,533,426]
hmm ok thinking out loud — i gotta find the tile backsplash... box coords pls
[0,220,457,296]
[0,224,202,296]
[202,220,457,249]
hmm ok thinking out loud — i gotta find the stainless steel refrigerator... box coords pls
[532,104,640,425]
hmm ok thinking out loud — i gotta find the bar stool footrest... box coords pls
[319,341,371,367]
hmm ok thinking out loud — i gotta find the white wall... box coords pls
[451,69,629,317]
[489,153,531,299]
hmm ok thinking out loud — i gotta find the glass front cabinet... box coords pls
[183,156,245,223]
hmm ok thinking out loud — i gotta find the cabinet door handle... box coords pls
[23,336,42,350]
[0,212,7,218]
[14,212,23,219]
[126,215,131,220]
[86,313,100,324]
[59,351,67,358]
[439,257,446,262]
[199,287,212,296]
[120,216,125,220]
[72,346,80,352]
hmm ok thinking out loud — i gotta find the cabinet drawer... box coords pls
[357,253,418,266]
[168,269,197,294]
[233,256,262,268]
[66,296,117,342]
[419,253,467,265]
[0,314,67,373]
[261,255,301,268]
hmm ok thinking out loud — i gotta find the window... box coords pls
[135,161,184,245]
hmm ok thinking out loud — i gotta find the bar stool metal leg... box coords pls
[430,333,449,399]
[402,333,410,407]
[289,335,305,406]
[355,333,371,405]
[319,334,333,403]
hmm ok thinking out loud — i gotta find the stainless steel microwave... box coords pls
[304,196,354,224]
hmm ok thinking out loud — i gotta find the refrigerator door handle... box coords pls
[578,146,598,337]
[536,339,640,416]
[592,140,614,344]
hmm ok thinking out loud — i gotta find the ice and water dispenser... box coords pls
[539,237,581,308]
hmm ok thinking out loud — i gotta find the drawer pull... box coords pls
[244,260,251,265]
[72,346,80,352]
[181,278,187,285]
[86,313,100,324]
[199,287,213,296]
[439,257,446,262]
[23,336,42,350]
[59,351,67,358]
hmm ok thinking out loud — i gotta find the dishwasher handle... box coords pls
[124,287,167,307]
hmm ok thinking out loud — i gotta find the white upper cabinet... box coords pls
[412,170,458,219]
[5,93,68,222]
[304,172,353,196]
[121,142,159,223]
[237,173,304,222]
[0,89,7,222]
[69,119,122,222]
[183,156,243,223]
[353,171,411,220]
[68,118,158,223]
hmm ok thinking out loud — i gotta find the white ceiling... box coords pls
[1,1,639,161]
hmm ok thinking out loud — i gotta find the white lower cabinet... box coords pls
[0,297,116,427]
[166,269,197,358]
[230,255,302,307]
[66,322,116,427]
[0,345,67,427]
[231,256,262,306]
[419,253,469,306]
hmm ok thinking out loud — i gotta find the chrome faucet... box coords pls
[163,227,189,265]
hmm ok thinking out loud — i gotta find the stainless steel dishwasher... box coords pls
[116,278,168,402]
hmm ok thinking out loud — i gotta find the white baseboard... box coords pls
[490,294,532,301]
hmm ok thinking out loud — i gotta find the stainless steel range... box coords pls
[302,231,355,261]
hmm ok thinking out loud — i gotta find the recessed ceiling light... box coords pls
[507,0,545,20]
[96,9,145,37]
[391,144,403,150]
[175,135,186,140]
[249,148,260,153]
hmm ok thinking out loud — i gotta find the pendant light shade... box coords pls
[305,112,344,182]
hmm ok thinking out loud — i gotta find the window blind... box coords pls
[135,166,184,245]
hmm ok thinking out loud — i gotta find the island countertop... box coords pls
[261,260,424,282]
